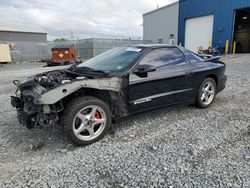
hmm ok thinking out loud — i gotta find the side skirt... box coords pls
[112,99,195,123]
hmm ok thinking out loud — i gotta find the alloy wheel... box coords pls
[200,81,215,105]
[72,105,107,141]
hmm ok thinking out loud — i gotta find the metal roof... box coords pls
[0,23,46,34]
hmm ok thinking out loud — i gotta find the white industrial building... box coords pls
[143,2,179,45]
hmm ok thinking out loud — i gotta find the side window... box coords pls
[139,48,186,67]
[187,51,204,63]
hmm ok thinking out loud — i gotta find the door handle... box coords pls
[185,71,193,77]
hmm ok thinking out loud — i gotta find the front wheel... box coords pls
[63,96,111,146]
[196,78,216,108]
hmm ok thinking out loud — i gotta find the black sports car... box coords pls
[11,44,227,146]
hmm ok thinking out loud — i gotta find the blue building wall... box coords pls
[178,0,250,52]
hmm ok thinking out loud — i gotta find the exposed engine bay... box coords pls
[11,68,126,129]
[36,70,72,89]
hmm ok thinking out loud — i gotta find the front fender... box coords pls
[36,77,123,105]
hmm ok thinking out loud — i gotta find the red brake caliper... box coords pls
[95,110,101,119]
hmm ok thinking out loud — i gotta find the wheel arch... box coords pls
[83,88,128,120]
[60,87,128,121]
[205,74,218,86]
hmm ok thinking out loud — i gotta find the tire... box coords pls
[62,96,111,146]
[196,78,217,108]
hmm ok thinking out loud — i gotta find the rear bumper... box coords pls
[217,75,227,93]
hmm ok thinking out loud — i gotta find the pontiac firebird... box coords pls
[11,44,227,146]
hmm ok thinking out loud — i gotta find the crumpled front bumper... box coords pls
[10,79,47,129]
[11,95,42,129]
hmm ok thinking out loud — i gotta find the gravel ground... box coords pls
[0,56,249,187]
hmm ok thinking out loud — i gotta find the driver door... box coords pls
[129,47,195,113]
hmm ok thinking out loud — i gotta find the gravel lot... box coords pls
[0,56,249,187]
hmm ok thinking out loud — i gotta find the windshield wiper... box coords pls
[76,66,95,71]
[67,65,109,76]
[68,65,92,72]
[85,69,109,75]
[77,66,109,75]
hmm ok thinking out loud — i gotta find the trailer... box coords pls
[0,44,11,63]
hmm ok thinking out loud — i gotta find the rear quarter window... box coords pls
[187,51,204,63]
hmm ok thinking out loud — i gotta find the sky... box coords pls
[0,0,177,41]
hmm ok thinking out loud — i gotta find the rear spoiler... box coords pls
[204,56,223,62]
[198,54,223,62]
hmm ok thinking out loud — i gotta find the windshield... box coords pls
[77,47,144,72]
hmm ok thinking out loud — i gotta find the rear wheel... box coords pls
[196,78,216,108]
[63,96,111,146]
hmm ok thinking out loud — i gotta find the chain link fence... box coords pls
[0,38,151,62]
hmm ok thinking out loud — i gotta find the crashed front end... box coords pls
[10,71,69,129]
[10,70,123,129]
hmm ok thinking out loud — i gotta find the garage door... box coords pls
[185,15,214,52]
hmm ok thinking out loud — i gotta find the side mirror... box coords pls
[133,64,156,77]
[134,64,156,74]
